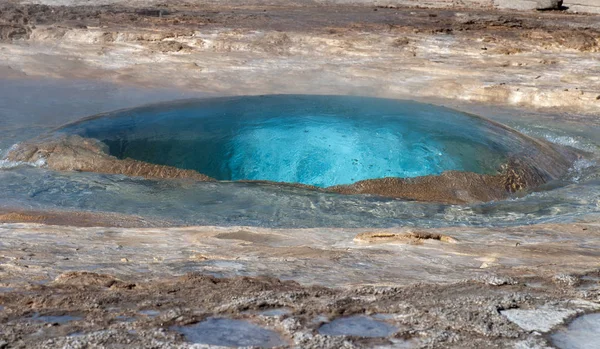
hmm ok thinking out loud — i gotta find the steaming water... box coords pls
[1,78,599,228]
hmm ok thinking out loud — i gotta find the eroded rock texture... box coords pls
[6,135,215,181]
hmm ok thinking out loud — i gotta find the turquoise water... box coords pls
[0,78,599,228]
[59,95,544,187]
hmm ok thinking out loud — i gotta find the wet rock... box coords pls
[252,32,292,54]
[553,274,581,287]
[0,212,46,223]
[392,37,410,47]
[329,171,511,204]
[535,0,563,10]
[514,337,553,349]
[0,24,31,41]
[53,271,134,289]
[0,208,168,228]
[5,135,214,181]
[354,231,457,244]
[551,31,599,52]
[478,275,518,286]
[135,8,168,18]
[150,41,191,53]
[501,307,577,332]
[318,315,397,337]
[495,0,562,11]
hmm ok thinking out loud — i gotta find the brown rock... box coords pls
[53,271,129,288]
[354,231,458,244]
[6,135,214,181]
[328,171,510,204]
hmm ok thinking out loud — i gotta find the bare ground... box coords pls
[0,221,599,347]
[0,1,599,115]
[0,269,599,348]
[0,1,599,348]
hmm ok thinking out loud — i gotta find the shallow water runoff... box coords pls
[0,78,599,228]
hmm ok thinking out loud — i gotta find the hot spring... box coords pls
[1,81,598,228]
[52,95,572,191]
[57,95,532,187]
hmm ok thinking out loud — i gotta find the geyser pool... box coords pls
[3,88,594,228]
[56,95,567,188]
